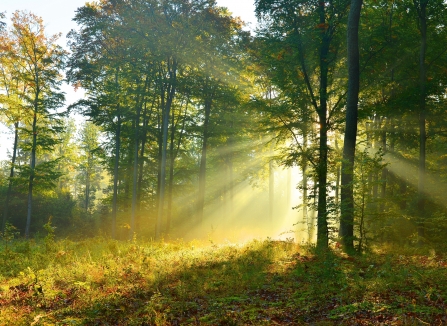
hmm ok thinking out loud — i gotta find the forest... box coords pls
[1,0,447,324]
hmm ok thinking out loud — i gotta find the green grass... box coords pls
[0,237,447,325]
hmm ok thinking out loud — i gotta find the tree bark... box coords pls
[167,104,177,234]
[156,58,177,239]
[85,152,91,212]
[269,159,274,221]
[415,0,428,240]
[167,98,188,233]
[316,2,331,250]
[339,0,363,253]
[130,77,148,237]
[112,111,121,239]
[380,124,387,212]
[301,134,309,241]
[197,90,212,223]
[25,72,40,239]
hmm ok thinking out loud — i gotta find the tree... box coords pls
[255,0,350,249]
[5,11,65,238]
[339,0,363,253]
[77,121,102,213]
[0,26,26,234]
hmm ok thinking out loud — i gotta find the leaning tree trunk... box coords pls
[339,0,363,253]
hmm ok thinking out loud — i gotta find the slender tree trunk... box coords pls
[25,74,40,240]
[269,159,274,221]
[130,104,141,237]
[316,30,329,249]
[156,110,162,215]
[335,138,341,206]
[112,112,121,239]
[138,99,155,209]
[25,111,38,239]
[124,137,134,212]
[197,92,212,223]
[380,124,387,212]
[315,0,339,250]
[156,59,177,239]
[2,121,19,234]
[309,175,318,242]
[317,115,328,250]
[339,0,363,253]
[415,0,427,239]
[167,106,176,234]
[130,78,147,237]
[301,143,309,241]
[166,99,188,233]
[85,153,91,212]
[137,103,147,206]
[228,152,234,217]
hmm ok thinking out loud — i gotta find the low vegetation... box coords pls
[1,235,446,325]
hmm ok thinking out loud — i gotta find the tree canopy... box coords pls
[1,0,447,254]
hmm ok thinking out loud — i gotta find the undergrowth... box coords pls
[0,237,446,325]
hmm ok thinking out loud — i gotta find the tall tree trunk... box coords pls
[2,121,19,234]
[85,153,91,212]
[269,159,274,221]
[415,0,427,240]
[112,112,121,239]
[197,92,212,223]
[167,99,188,233]
[380,123,387,212]
[137,103,148,210]
[335,138,341,206]
[130,77,147,237]
[301,137,309,241]
[138,98,155,209]
[156,110,162,215]
[309,175,318,242]
[156,59,177,239]
[316,2,331,250]
[228,151,234,218]
[25,93,40,239]
[339,0,363,253]
[167,105,176,234]
[130,105,141,237]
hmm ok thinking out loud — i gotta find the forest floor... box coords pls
[0,236,447,325]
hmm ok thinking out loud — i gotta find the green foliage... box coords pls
[1,222,19,244]
[43,217,56,251]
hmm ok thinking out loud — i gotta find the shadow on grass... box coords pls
[2,240,447,325]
